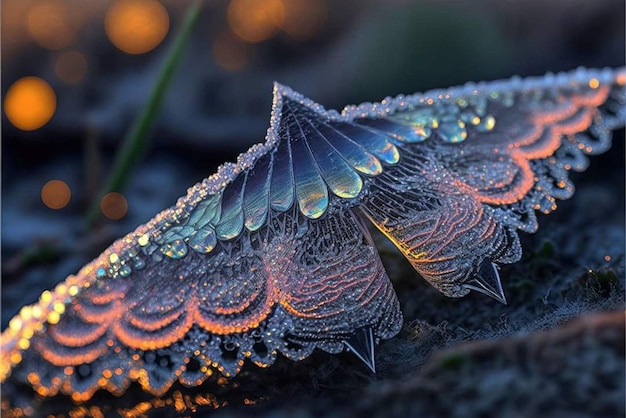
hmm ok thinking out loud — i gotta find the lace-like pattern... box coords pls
[2,67,624,401]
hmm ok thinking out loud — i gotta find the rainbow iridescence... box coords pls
[1,68,625,404]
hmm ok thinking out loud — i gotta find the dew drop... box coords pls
[119,264,132,277]
[160,239,189,259]
[190,228,218,253]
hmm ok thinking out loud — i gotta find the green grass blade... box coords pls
[86,0,203,227]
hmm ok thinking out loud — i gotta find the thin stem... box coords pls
[85,0,203,227]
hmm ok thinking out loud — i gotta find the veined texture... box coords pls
[1,67,625,401]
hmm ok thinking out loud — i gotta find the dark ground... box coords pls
[2,0,625,417]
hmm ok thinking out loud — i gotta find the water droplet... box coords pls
[138,233,150,246]
[476,115,496,132]
[438,120,467,142]
[160,239,188,259]
[190,228,218,253]
[133,256,146,270]
[119,264,132,277]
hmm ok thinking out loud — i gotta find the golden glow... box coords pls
[19,306,33,321]
[228,0,284,43]
[213,31,248,71]
[56,283,67,295]
[605,255,611,261]
[18,338,30,350]
[41,180,71,210]
[483,115,496,130]
[138,233,150,246]
[588,78,600,89]
[41,290,53,304]
[173,391,186,412]
[48,311,61,324]
[55,50,88,84]
[23,328,34,342]
[10,352,22,364]
[101,192,128,220]
[572,85,610,107]
[105,0,169,54]
[113,308,194,351]
[27,372,41,385]
[27,0,75,50]
[53,301,66,314]
[5,77,57,131]
[9,317,22,332]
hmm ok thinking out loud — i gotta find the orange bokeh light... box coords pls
[105,0,170,54]
[55,51,88,84]
[3,0,32,57]
[27,0,76,50]
[41,180,71,210]
[101,192,128,220]
[228,0,285,43]
[212,31,248,71]
[4,77,57,131]
[280,0,327,39]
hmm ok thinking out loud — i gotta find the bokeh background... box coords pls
[2,0,625,416]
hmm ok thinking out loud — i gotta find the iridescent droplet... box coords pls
[438,120,467,143]
[160,239,188,259]
[138,233,150,247]
[459,111,481,126]
[133,256,146,270]
[119,264,132,277]
[298,191,329,219]
[476,115,496,132]
[397,108,440,129]
[411,125,431,140]
[189,228,217,253]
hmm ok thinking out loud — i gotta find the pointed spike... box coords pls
[343,327,377,373]
[465,261,507,305]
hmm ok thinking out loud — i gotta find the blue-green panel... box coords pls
[288,114,329,219]
[243,153,272,231]
[316,122,382,176]
[303,119,363,199]
[270,138,295,212]
[333,123,400,165]
[215,173,245,240]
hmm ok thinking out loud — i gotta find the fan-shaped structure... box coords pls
[2,67,625,401]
